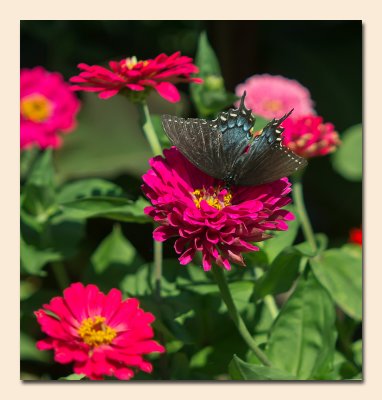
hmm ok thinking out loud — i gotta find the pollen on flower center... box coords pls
[192,187,232,210]
[21,93,52,123]
[125,56,149,70]
[78,316,117,347]
[263,99,283,112]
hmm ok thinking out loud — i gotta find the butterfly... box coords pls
[161,91,307,186]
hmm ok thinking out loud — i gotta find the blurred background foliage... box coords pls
[20,20,362,380]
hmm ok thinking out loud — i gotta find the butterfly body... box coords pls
[161,92,307,186]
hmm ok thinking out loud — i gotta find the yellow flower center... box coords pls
[263,99,283,113]
[125,56,149,70]
[78,316,117,347]
[20,93,52,122]
[192,187,232,210]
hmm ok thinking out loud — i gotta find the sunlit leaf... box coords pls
[310,248,362,320]
[190,31,237,117]
[59,196,150,223]
[57,178,124,203]
[91,225,138,274]
[20,236,59,276]
[332,123,362,181]
[266,271,336,379]
[22,149,57,222]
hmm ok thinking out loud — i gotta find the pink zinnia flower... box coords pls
[142,147,294,271]
[20,67,80,150]
[70,52,202,103]
[349,227,362,246]
[235,74,314,119]
[35,283,165,380]
[281,115,341,158]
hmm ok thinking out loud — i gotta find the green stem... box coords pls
[136,100,163,156]
[264,295,278,319]
[212,266,272,367]
[292,173,317,254]
[135,100,163,298]
[51,261,70,291]
[153,239,163,299]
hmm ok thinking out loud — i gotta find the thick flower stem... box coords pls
[292,173,317,254]
[135,100,163,299]
[137,100,163,157]
[212,266,272,367]
[264,295,279,319]
[154,239,163,300]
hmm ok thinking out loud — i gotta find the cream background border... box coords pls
[2,0,380,398]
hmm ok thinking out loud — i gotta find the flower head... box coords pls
[349,227,362,246]
[70,52,202,103]
[142,147,294,271]
[281,115,341,158]
[235,74,314,119]
[20,67,80,150]
[35,283,164,380]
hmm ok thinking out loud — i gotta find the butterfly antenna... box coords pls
[277,108,294,125]
[239,91,247,109]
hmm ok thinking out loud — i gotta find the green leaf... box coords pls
[310,248,362,320]
[332,123,362,181]
[60,196,150,223]
[58,373,85,381]
[261,205,300,263]
[266,271,336,379]
[294,233,328,257]
[253,247,303,300]
[22,149,57,221]
[20,332,49,362]
[20,236,59,276]
[229,355,298,380]
[120,264,151,297]
[190,346,214,369]
[190,31,236,117]
[91,225,137,274]
[57,178,124,203]
[352,340,362,368]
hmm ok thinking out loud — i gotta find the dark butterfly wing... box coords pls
[161,115,227,179]
[161,93,254,181]
[234,113,307,186]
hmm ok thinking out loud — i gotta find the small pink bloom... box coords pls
[35,283,165,380]
[142,147,294,271]
[282,115,341,158]
[70,52,202,103]
[236,74,314,119]
[20,67,80,150]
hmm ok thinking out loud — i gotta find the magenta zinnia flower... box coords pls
[281,115,341,158]
[70,52,202,103]
[235,74,314,119]
[20,67,80,150]
[142,147,294,271]
[35,283,165,380]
